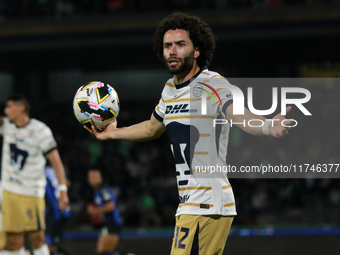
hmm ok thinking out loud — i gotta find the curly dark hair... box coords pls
[153,12,216,68]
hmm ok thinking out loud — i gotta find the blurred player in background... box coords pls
[87,169,122,255]
[44,166,71,255]
[87,12,293,255]
[0,95,69,255]
[0,181,5,251]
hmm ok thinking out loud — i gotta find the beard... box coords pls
[166,53,195,75]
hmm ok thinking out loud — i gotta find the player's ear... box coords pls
[194,47,200,59]
[19,104,26,114]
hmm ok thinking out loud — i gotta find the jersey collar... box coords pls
[15,118,31,128]
[175,66,208,90]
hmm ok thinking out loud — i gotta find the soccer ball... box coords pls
[73,81,120,130]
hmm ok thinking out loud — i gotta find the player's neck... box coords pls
[173,63,200,85]
[91,183,101,190]
[15,115,30,127]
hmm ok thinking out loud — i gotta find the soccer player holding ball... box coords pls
[86,12,293,255]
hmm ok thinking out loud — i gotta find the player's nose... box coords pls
[169,45,177,55]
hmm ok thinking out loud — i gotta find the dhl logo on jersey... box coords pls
[165,104,190,114]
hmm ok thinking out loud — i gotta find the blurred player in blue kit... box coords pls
[86,12,294,255]
[0,182,6,251]
[44,166,71,255]
[87,169,122,255]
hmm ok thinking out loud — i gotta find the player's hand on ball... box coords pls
[269,106,295,138]
[84,120,117,140]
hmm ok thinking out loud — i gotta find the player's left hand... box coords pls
[84,120,118,140]
[269,106,295,138]
[87,204,102,217]
[58,191,69,212]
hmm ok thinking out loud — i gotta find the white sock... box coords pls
[0,247,26,255]
[32,244,49,255]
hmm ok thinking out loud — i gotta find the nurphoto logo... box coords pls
[193,82,312,128]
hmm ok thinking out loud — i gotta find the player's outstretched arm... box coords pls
[226,103,294,138]
[86,113,166,142]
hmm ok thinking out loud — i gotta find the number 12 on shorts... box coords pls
[174,227,189,249]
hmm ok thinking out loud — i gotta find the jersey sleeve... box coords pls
[210,77,234,116]
[0,116,7,136]
[0,116,10,136]
[38,125,58,154]
[219,85,234,115]
[153,95,165,123]
[100,187,114,202]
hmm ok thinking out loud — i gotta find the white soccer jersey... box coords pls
[153,67,237,216]
[0,117,57,198]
